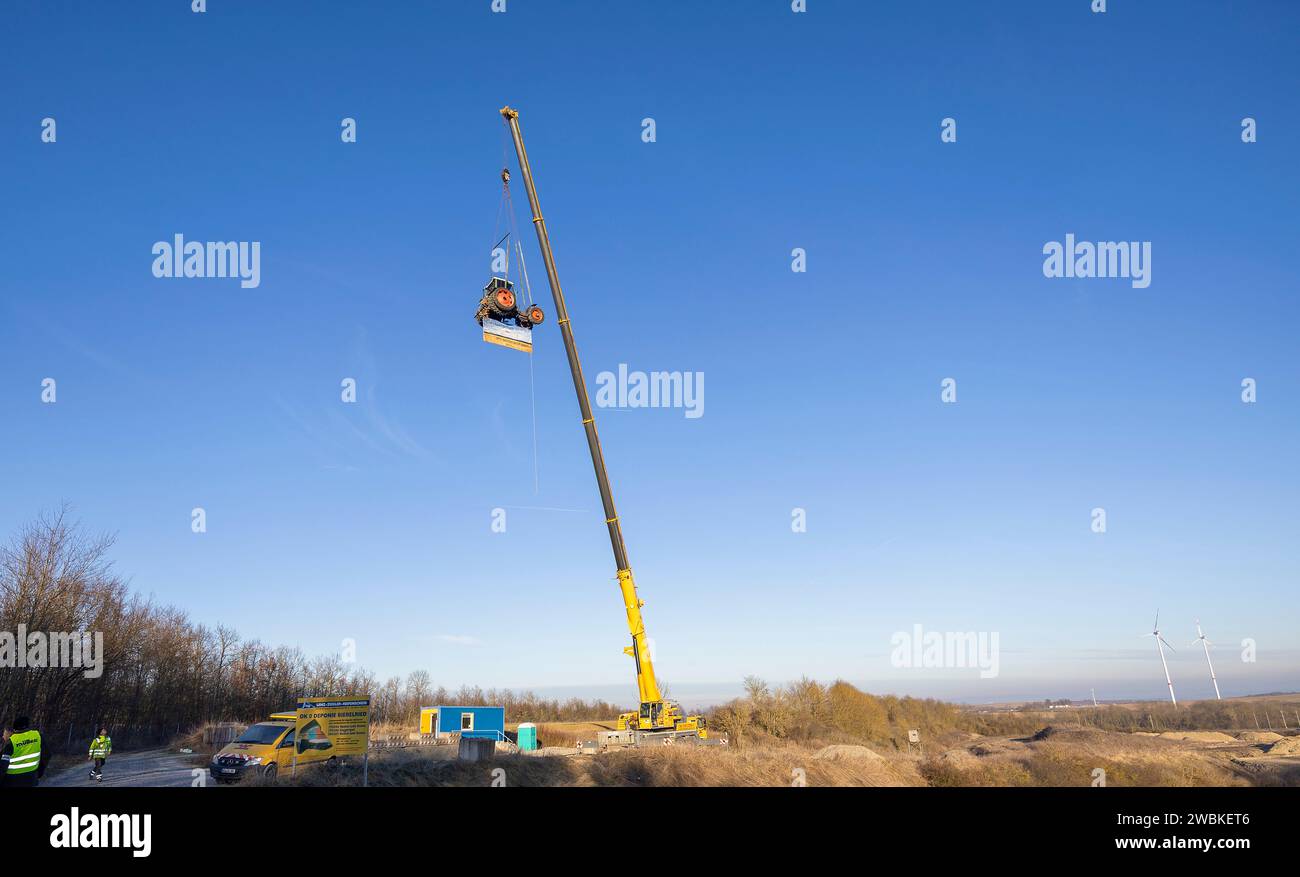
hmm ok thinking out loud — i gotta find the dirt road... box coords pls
[42,748,208,788]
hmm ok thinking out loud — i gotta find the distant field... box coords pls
[966,694,1300,737]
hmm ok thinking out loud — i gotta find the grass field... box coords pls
[261,721,1300,788]
[201,687,1300,788]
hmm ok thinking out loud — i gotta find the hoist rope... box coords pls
[528,343,540,494]
[516,233,540,492]
[492,124,541,493]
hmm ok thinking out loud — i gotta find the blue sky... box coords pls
[3,1,1297,706]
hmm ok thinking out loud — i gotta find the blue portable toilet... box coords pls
[436,705,506,741]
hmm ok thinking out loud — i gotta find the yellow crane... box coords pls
[500,106,707,743]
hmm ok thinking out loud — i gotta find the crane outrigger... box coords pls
[499,106,708,745]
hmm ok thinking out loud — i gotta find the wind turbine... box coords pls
[1192,619,1221,700]
[1144,611,1177,706]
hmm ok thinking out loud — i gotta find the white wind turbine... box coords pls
[1144,610,1177,706]
[1192,619,1221,700]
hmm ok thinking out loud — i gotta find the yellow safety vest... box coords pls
[7,729,42,775]
[89,735,112,758]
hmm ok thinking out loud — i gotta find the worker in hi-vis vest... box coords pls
[0,716,49,787]
[88,727,112,782]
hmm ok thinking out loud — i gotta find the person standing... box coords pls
[88,727,112,782]
[0,716,49,787]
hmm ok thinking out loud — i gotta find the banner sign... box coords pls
[483,317,533,352]
[294,696,371,757]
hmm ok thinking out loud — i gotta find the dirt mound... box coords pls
[1236,731,1283,744]
[812,744,883,761]
[1158,731,1237,744]
[937,748,980,768]
[971,738,1029,756]
[1029,725,1113,741]
[1267,737,1300,756]
[525,747,579,757]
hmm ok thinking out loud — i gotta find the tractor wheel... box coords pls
[493,287,516,314]
[526,305,545,325]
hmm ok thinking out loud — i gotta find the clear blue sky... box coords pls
[3,1,1297,705]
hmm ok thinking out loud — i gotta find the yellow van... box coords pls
[208,712,337,783]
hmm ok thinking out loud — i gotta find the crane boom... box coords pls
[500,106,668,716]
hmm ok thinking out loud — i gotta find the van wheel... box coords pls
[262,763,277,780]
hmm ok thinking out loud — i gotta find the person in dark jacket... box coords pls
[0,716,50,787]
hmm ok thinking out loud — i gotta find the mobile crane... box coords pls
[500,106,708,745]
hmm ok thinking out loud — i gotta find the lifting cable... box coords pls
[516,231,540,494]
[491,127,512,280]
[494,121,541,493]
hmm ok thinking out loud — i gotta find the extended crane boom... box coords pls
[500,106,704,740]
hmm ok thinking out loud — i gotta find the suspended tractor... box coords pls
[476,276,545,328]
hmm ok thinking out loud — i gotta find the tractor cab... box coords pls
[476,276,543,328]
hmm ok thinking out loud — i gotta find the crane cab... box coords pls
[617,700,708,738]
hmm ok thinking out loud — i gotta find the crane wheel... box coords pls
[526,305,545,325]
[493,288,516,312]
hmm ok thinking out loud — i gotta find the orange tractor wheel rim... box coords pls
[496,289,515,308]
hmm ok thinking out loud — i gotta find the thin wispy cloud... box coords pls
[274,328,438,467]
[434,634,482,647]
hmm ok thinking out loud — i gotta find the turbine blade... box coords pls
[1159,636,1175,651]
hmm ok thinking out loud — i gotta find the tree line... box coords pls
[0,509,622,752]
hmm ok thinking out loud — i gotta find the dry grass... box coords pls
[528,721,617,749]
[242,701,1300,789]
[170,722,246,758]
[585,745,920,787]
[267,740,924,788]
[920,726,1252,787]
[259,724,1295,787]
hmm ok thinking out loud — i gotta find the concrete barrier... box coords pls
[458,737,496,762]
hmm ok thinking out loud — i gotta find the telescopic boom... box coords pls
[500,106,663,710]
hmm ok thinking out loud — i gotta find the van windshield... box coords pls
[235,724,286,745]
